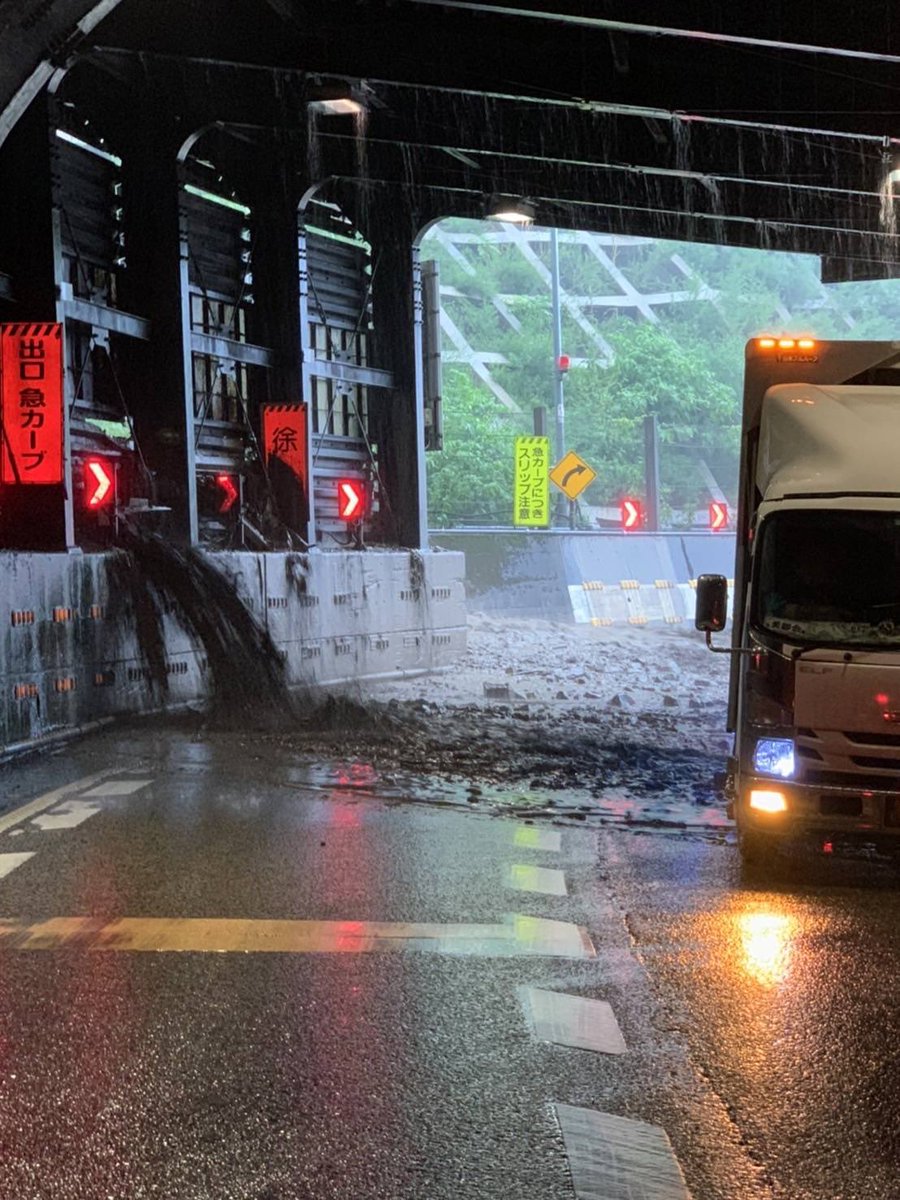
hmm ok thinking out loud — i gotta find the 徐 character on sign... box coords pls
[270,426,299,455]
[18,387,46,409]
[20,410,44,429]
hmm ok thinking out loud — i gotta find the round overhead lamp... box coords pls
[486,195,536,226]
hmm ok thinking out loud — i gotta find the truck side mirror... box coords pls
[695,574,728,633]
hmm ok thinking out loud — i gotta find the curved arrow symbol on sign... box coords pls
[561,464,587,488]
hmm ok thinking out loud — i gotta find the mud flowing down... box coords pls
[108,531,292,725]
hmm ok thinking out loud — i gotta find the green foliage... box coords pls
[424,222,900,528]
[427,368,528,526]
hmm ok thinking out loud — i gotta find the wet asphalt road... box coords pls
[0,725,897,1199]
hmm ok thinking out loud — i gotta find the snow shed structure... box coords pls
[0,1,898,746]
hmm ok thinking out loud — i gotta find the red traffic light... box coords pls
[337,478,366,521]
[709,500,729,531]
[556,354,570,371]
[620,497,643,531]
[84,458,114,509]
[216,474,238,514]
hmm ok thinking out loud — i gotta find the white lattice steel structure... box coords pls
[423,223,856,412]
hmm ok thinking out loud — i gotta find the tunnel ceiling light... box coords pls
[309,97,364,117]
[307,81,373,117]
[486,195,536,225]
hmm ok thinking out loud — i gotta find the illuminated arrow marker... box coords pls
[85,459,113,508]
[709,500,729,531]
[338,479,365,521]
[621,497,643,531]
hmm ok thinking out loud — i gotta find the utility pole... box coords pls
[550,226,566,522]
[644,413,660,532]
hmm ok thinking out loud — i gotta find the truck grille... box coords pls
[796,728,900,792]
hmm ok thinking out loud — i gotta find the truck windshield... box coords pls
[754,509,900,647]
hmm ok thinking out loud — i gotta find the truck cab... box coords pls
[697,338,900,863]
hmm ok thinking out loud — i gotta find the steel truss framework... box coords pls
[427,222,859,411]
[1,1,900,549]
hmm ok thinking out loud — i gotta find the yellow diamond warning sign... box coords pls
[550,451,596,500]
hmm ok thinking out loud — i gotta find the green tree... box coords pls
[424,220,900,527]
[427,368,527,527]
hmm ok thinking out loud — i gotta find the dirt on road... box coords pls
[223,614,735,836]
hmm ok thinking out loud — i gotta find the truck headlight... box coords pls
[753,737,795,778]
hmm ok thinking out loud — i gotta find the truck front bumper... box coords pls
[739,776,900,848]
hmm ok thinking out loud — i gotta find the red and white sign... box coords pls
[262,404,307,485]
[337,479,366,521]
[0,323,64,485]
[709,500,729,531]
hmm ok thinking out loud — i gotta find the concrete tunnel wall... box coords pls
[0,547,466,756]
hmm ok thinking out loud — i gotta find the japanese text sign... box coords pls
[514,436,550,527]
[262,404,307,485]
[0,323,64,485]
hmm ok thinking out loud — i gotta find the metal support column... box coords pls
[644,412,660,532]
[118,119,198,544]
[245,152,308,542]
[550,226,566,522]
[368,200,428,549]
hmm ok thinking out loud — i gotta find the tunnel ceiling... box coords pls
[3,0,900,276]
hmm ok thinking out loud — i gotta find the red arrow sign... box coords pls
[338,479,365,521]
[621,497,643,531]
[216,474,238,514]
[85,458,113,509]
[709,500,729,531]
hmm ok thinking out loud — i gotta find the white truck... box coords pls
[696,337,900,864]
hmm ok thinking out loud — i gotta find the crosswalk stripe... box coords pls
[520,987,626,1054]
[555,1104,692,1199]
[0,853,34,880]
[513,826,562,852]
[80,779,152,797]
[507,864,568,895]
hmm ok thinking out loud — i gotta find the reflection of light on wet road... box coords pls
[738,910,798,988]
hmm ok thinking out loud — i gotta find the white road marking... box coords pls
[0,853,35,880]
[31,800,102,831]
[513,826,562,852]
[507,863,568,896]
[555,1104,692,1200]
[0,770,116,836]
[519,986,626,1054]
[80,779,151,797]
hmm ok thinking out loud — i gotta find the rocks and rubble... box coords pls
[218,613,734,836]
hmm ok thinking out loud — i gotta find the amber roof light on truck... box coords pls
[756,336,817,350]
